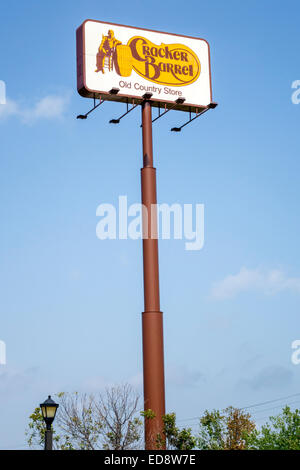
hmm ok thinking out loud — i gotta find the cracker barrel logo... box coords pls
[95,30,201,86]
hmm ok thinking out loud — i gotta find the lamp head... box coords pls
[40,395,59,428]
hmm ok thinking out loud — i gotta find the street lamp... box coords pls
[40,395,59,450]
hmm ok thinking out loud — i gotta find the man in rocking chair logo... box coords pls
[95,29,122,74]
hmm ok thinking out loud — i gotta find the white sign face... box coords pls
[77,20,212,110]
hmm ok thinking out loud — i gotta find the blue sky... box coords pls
[0,0,300,449]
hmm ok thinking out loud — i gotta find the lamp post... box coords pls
[40,395,59,450]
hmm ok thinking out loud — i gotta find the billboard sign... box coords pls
[77,20,212,112]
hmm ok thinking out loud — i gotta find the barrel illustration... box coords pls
[113,45,133,77]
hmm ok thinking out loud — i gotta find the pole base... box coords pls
[142,311,166,449]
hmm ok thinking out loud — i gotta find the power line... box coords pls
[249,399,300,416]
[240,392,300,410]
[176,392,300,424]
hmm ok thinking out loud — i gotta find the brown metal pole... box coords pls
[141,100,166,450]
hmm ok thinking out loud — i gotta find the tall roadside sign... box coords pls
[76,19,217,449]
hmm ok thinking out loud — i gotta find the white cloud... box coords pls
[211,267,300,300]
[0,98,19,119]
[0,94,70,123]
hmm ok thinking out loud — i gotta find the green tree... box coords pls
[197,409,226,449]
[197,407,256,450]
[245,406,300,450]
[141,410,197,450]
[26,385,143,450]
[26,404,74,450]
[162,413,197,450]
